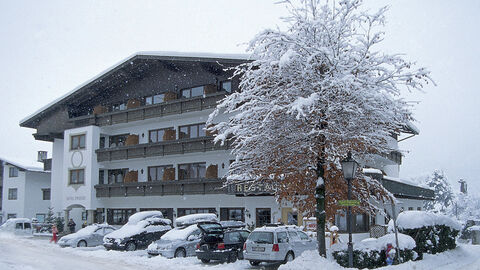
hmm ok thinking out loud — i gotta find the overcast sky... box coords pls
[0,0,478,194]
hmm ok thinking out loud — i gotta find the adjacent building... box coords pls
[0,156,51,223]
[19,52,433,233]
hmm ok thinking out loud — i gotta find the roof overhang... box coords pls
[20,51,251,129]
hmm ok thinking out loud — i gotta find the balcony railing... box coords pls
[94,178,225,197]
[95,136,230,162]
[68,92,226,127]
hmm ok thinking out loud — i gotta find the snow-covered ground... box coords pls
[1,233,480,270]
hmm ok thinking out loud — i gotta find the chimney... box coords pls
[37,151,48,163]
[458,179,468,194]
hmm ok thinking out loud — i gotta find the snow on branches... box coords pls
[208,0,432,219]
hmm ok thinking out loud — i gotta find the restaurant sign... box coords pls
[227,180,277,195]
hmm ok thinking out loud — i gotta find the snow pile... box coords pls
[331,233,415,252]
[389,211,462,231]
[279,250,344,270]
[220,220,246,228]
[174,213,217,227]
[127,211,163,224]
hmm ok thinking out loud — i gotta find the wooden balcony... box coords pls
[94,178,225,198]
[68,92,226,127]
[95,136,230,162]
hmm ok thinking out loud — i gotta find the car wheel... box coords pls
[77,240,87,247]
[174,248,186,258]
[283,251,295,264]
[125,242,136,251]
[200,259,210,263]
[249,260,260,266]
[227,252,238,263]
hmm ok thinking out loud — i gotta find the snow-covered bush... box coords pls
[332,233,416,268]
[389,211,461,259]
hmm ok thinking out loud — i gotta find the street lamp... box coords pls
[341,152,358,268]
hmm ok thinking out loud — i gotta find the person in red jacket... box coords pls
[50,225,58,243]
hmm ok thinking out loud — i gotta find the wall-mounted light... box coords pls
[141,169,144,174]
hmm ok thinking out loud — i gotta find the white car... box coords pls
[243,225,317,266]
[58,224,116,247]
[147,213,218,258]
[0,218,33,235]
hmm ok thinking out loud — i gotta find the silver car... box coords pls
[58,224,116,247]
[243,225,317,266]
[147,224,203,258]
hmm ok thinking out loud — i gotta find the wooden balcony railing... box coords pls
[94,178,225,197]
[95,136,230,162]
[68,92,226,127]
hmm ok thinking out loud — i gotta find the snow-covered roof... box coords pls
[105,217,170,239]
[383,175,423,187]
[0,156,44,172]
[20,51,250,128]
[362,168,383,175]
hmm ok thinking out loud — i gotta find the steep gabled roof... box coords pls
[20,51,250,129]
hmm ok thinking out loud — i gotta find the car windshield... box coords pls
[248,231,273,244]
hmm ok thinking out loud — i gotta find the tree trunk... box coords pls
[316,159,326,257]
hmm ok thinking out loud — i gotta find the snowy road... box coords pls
[2,233,480,270]
[0,234,276,270]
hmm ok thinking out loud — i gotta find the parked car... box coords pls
[196,221,250,263]
[103,211,172,251]
[58,224,116,247]
[0,218,33,235]
[147,213,218,258]
[243,225,317,266]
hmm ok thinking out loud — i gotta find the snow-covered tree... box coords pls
[45,207,55,224]
[209,0,431,256]
[424,170,454,213]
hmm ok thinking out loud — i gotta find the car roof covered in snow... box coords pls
[174,213,218,227]
[127,211,164,225]
[161,224,199,241]
[105,217,171,239]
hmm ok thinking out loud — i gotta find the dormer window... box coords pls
[220,80,232,93]
[181,86,204,98]
[145,94,165,105]
[9,167,18,177]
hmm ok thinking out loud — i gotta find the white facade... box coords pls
[1,162,50,222]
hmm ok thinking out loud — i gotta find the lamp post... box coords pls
[341,152,358,268]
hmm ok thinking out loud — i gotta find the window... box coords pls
[99,137,106,149]
[99,170,105,184]
[220,208,245,222]
[149,127,174,143]
[108,169,128,184]
[277,232,288,243]
[42,189,50,200]
[287,211,298,225]
[220,80,232,93]
[7,214,17,220]
[36,214,46,223]
[69,169,85,185]
[177,208,216,217]
[109,134,128,147]
[408,207,414,211]
[288,231,300,241]
[8,188,17,200]
[148,165,174,181]
[181,86,204,99]
[335,212,369,233]
[178,163,206,180]
[417,207,422,211]
[15,223,23,229]
[256,208,271,227]
[9,167,18,177]
[111,102,126,111]
[70,134,86,150]
[107,209,136,225]
[145,94,165,105]
[178,123,206,139]
[298,231,310,240]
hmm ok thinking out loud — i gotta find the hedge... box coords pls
[332,248,416,269]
